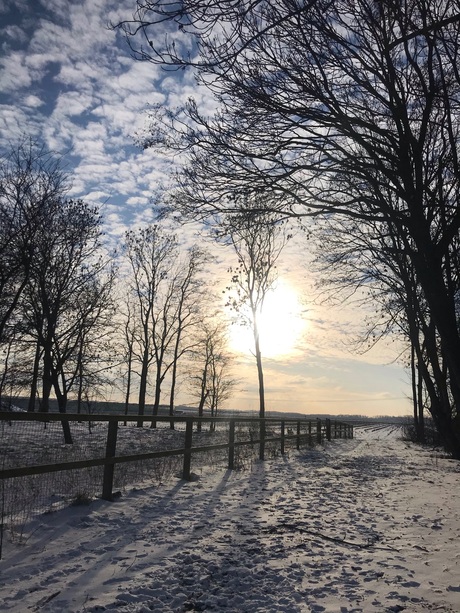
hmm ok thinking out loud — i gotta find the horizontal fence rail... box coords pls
[0,411,353,501]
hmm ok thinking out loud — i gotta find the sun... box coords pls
[228,281,307,358]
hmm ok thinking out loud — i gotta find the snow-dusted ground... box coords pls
[1,425,460,613]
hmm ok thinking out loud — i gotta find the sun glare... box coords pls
[228,281,306,358]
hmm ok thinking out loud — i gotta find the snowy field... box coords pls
[1,424,460,612]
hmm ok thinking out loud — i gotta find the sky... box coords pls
[0,0,413,417]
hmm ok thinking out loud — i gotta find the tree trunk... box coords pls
[150,368,163,428]
[197,388,209,434]
[124,354,132,427]
[137,346,149,427]
[413,247,460,399]
[253,324,265,419]
[76,356,83,415]
[433,409,460,459]
[407,241,460,455]
[27,341,41,412]
[41,348,53,413]
[410,343,420,440]
[416,360,425,443]
[209,399,216,433]
[253,320,265,459]
[168,356,178,430]
[53,377,73,445]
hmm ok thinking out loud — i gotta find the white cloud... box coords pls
[0,50,34,92]
[0,23,28,46]
[22,94,45,108]
[125,196,149,206]
[54,91,94,117]
[0,104,43,143]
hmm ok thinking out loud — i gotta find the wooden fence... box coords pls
[0,412,353,502]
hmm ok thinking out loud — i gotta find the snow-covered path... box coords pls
[1,427,460,612]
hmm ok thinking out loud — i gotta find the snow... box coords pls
[1,425,460,612]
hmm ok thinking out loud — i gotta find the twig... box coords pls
[263,523,400,552]
[125,550,138,572]
[32,590,61,611]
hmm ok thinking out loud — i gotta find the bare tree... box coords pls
[124,224,212,427]
[117,0,460,456]
[206,333,237,432]
[0,325,25,406]
[124,224,177,426]
[0,142,115,442]
[188,317,237,431]
[119,295,138,422]
[312,193,460,445]
[223,204,290,419]
[312,214,430,438]
[167,245,209,427]
[20,198,113,443]
[72,268,118,415]
[0,140,68,345]
[149,269,179,427]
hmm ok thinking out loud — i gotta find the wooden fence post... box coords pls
[326,418,331,441]
[183,418,193,480]
[316,419,322,444]
[296,421,301,450]
[228,419,235,470]
[281,420,285,455]
[102,420,118,501]
[259,419,265,461]
[308,420,312,445]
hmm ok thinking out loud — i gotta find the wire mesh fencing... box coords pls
[0,412,352,554]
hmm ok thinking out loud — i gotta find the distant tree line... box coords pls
[115,0,460,457]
